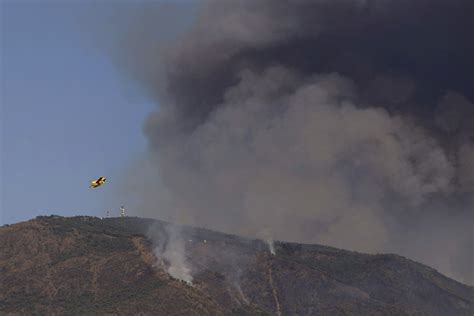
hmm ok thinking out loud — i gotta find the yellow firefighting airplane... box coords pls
[89,176,106,188]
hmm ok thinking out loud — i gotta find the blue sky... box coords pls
[1,1,196,224]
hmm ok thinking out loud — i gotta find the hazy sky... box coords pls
[0,1,197,225]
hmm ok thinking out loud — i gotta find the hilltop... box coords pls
[0,216,472,315]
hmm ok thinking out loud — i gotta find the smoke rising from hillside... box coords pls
[117,0,473,284]
[148,223,193,284]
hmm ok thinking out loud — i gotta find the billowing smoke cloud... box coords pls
[116,0,473,284]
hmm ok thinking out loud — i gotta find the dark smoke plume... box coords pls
[117,0,473,284]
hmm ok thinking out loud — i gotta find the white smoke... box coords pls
[261,229,276,256]
[148,223,193,285]
[267,239,276,256]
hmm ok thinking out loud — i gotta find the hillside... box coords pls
[0,216,472,315]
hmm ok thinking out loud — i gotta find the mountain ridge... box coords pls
[1,215,472,315]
